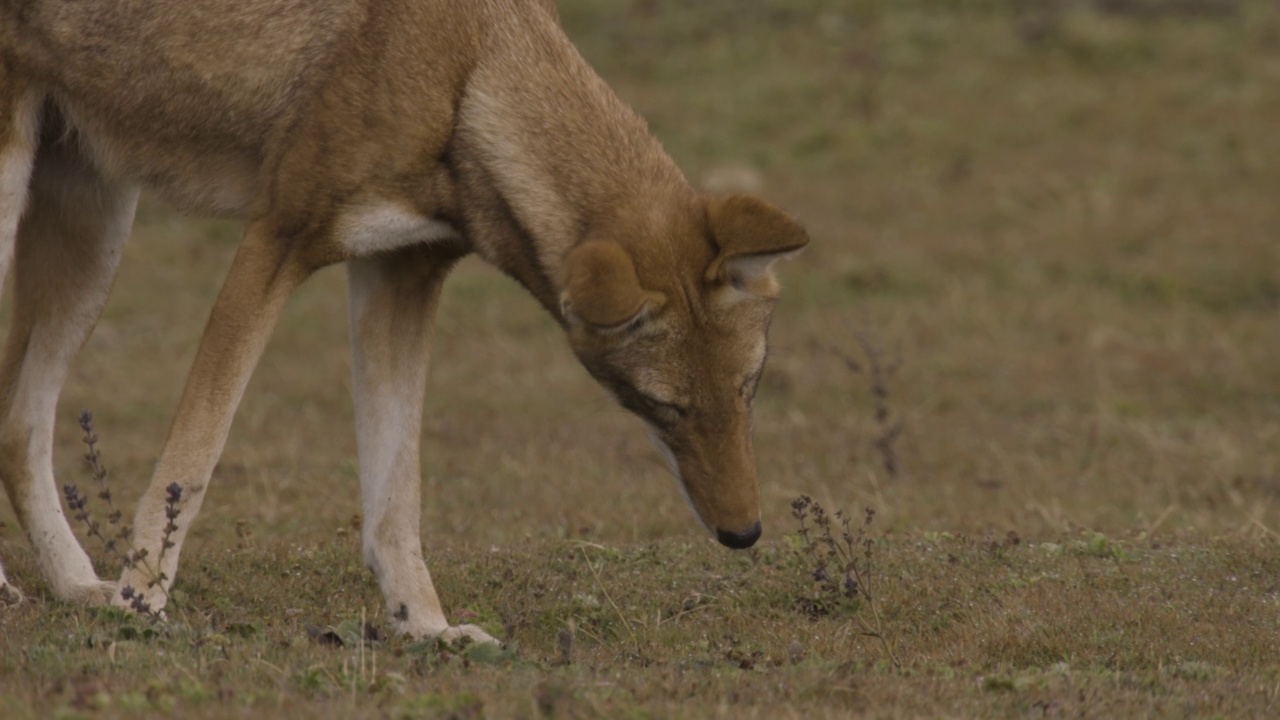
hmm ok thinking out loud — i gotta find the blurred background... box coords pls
[5,0,1279,558]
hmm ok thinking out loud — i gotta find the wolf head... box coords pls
[560,194,807,548]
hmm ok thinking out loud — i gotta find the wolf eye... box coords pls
[648,400,685,428]
[610,380,685,429]
[739,352,769,401]
[630,392,685,429]
[739,370,764,400]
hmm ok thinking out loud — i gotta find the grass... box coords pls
[3,534,1277,717]
[3,0,1280,716]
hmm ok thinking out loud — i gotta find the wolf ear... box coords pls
[560,241,667,330]
[704,194,808,294]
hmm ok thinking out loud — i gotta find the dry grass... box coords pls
[3,0,1280,717]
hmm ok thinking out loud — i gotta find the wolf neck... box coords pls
[453,13,691,318]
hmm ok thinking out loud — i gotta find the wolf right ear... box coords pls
[560,241,666,330]
[705,195,808,296]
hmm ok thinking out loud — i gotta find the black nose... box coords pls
[716,521,762,549]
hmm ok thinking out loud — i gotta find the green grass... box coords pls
[3,0,1280,717]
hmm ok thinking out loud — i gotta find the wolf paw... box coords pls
[389,601,501,645]
[0,582,24,606]
[61,580,118,607]
[437,624,500,646]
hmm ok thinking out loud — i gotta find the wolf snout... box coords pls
[715,520,762,549]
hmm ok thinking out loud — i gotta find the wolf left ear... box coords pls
[560,240,667,330]
[704,195,809,294]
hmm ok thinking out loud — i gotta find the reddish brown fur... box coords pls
[0,0,806,631]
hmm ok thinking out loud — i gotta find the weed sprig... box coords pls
[791,495,897,668]
[832,327,903,480]
[64,410,131,561]
[63,409,182,616]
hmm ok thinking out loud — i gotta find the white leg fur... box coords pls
[336,203,460,258]
[348,250,496,643]
[0,86,36,604]
[0,562,19,604]
[0,120,138,605]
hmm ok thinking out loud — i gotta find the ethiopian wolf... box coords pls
[0,0,807,641]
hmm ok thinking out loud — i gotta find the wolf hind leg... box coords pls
[0,102,139,605]
[0,70,39,605]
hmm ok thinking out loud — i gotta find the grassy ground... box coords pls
[3,0,1280,717]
